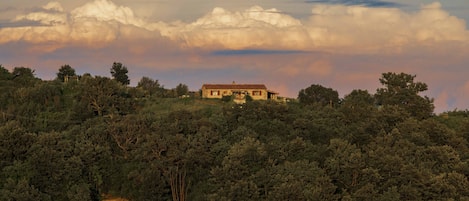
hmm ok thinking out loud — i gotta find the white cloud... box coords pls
[42,1,64,12]
[304,2,469,52]
[170,6,309,49]
[70,0,146,27]
[13,1,67,26]
[0,1,468,53]
[160,2,469,52]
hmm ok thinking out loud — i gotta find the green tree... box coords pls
[175,83,189,97]
[298,84,339,107]
[75,76,126,117]
[26,132,91,200]
[0,178,48,201]
[56,64,76,82]
[0,65,11,80]
[267,160,337,200]
[137,76,164,97]
[340,90,380,144]
[11,67,38,87]
[209,137,268,200]
[375,72,434,119]
[110,62,130,85]
[0,65,13,112]
[0,121,36,169]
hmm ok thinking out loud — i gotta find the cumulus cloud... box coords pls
[154,2,469,52]
[168,6,310,50]
[70,0,145,27]
[305,2,469,52]
[1,0,469,112]
[13,3,67,26]
[1,1,468,52]
[42,2,64,12]
[0,0,164,48]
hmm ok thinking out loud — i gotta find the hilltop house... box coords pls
[201,82,278,103]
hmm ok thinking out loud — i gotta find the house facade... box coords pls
[201,83,278,103]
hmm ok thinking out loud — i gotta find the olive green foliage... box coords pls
[175,83,189,97]
[137,76,164,97]
[298,84,340,107]
[375,72,434,119]
[56,64,76,82]
[1,69,469,201]
[110,62,130,85]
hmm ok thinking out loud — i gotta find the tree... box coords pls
[375,72,434,119]
[0,65,13,110]
[340,90,380,144]
[76,76,129,117]
[175,83,189,97]
[11,67,38,87]
[110,62,129,85]
[0,65,11,80]
[56,64,76,82]
[298,84,339,107]
[266,160,337,201]
[209,137,268,200]
[137,77,163,97]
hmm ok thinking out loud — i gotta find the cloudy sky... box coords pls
[0,0,468,113]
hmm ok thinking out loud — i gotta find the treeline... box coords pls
[1,64,469,201]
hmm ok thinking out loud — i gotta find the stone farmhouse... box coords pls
[201,82,278,103]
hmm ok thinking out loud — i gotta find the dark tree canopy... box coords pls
[298,84,340,107]
[11,67,38,87]
[56,64,76,82]
[175,83,189,97]
[12,67,35,78]
[110,62,130,85]
[2,70,469,201]
[137,76,163,97]
[0,65,11,80]
[342,89,374,107]
[375,72,434,119]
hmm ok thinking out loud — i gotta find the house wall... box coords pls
[202,87,268,100]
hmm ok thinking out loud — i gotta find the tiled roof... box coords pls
[202,84,267,90]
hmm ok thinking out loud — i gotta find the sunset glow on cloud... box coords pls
[1,0,469,113]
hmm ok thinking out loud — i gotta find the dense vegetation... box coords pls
[1,64,469,201]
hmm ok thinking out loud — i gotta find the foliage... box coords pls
[175,83,189,97]
[298,84,339,107]
[2,70,469,201]
[56,64,76,82]
[110,62,130,85]
[375,72,434,119]
[137,76,164,97]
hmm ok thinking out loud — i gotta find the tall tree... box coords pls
[375,72,434,119]
[0,65,13,110]
[298,84,340,107]
[110,62,130,85]
[137,77,163,97]
[11,67,38,87]
[0,65,11,80]
[56,64,76,82]
[175,83,189,97]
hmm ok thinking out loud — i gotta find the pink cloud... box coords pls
[1,1,469,113]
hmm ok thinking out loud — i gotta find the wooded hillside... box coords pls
[1,65,468,200]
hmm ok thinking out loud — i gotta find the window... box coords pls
[210,90,219,96]
[252,91,262,96]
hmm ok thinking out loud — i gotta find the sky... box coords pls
[0,0,468,113]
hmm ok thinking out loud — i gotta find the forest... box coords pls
[1,63,469,201]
